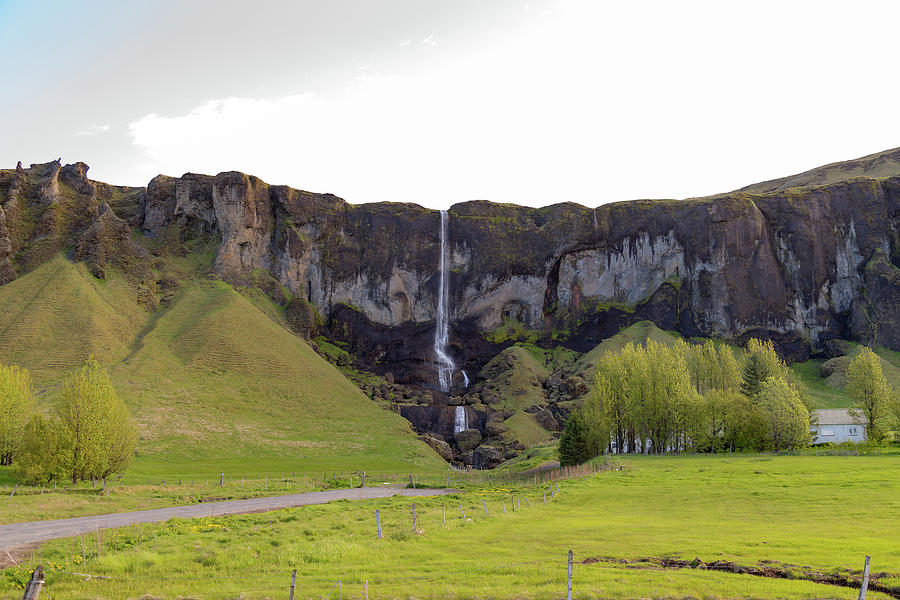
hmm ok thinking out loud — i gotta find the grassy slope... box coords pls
[0,254,444,492]
[16,454,900,599]
[115,278,443,477]
[791,345,900,409]
[0,255,147,385]
[574,320,680,380]
[737,146,900,193]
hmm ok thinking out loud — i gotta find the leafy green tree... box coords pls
[756,376,810,451]
[594,354,630,454]
[581,381,613,458]
[559,410,591,466]
[57,356,137,483]
[16,415,70,485]
[0,363,34,465]
[845,347,891,441]
[679,340,741,395]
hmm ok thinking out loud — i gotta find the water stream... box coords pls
[433,209,456,392]
[453,405,469,435]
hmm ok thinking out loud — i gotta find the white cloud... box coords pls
[76,124,111,136]
[420,33,436,46]
[127,0,900,208]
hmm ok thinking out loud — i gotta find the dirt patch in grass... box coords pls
[580,555,900,599]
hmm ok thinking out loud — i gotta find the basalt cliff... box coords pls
[2,149,899,465]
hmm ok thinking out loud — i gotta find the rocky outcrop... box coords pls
[75,204,151,283]
[0,203,14,284]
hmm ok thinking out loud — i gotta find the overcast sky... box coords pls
[2,0,900,208]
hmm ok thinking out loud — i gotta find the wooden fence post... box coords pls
[502,499,506,513]
[411,503,418,533]
[220,473,224,487]
[482,499,489,517]
[361,472,366,488]
[289,569,297,600]
[375,509,383,539]
[567,549,573,600]
[22,565,43,600]
[459,502,467,520]
[858,555,870,600]
[442,503,446,525]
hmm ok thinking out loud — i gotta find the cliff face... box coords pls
[138,168,900,378]
[3,159,899,391]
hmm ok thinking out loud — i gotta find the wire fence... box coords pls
[2,461,616,502]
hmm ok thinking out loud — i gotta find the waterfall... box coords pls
[461,370,469,388]
[433,209,456,391]
[454,405,469,435]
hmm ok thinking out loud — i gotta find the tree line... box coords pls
[560,339,900,466]
[0,356,137,484]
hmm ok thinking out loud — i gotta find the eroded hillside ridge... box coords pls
[2,159,899,387]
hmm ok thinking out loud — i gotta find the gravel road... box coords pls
[0,487,456,550]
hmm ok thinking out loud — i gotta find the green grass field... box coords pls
[4,454,898,599]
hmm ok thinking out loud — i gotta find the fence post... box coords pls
[220,473,224,487]
[502,499,506,513]
[409,474,415,488]
[858,555,870,600]
[411,503,418,533]
[482,499,489,518]
[442,503,446,525]
[459,502,467,520]
[289,569,297,600]
[22,565,43,600]
[375,510,383,539]
[567,549,573,600]
[361,472,366,488]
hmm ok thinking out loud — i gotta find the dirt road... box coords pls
[0,486,455,552]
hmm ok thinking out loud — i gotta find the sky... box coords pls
[2,0,900,208]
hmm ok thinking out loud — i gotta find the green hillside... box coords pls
[791,345,900,409]
[114,278,444,476]
[738,146,900,193]
[0,255,444,480]
[0,255,147,384]
[574,321,680,380]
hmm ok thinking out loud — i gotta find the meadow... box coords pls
[3,453,898,599]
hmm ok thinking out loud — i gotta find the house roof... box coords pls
[813,409,867,425]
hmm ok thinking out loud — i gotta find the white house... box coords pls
[811,409,867,444]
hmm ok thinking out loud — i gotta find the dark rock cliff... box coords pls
[3,159,899,393]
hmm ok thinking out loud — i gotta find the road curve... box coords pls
[0,487,456,549]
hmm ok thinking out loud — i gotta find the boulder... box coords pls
[456,428,482,452]
[821,339,853,359]
[473,445,504,469]
[485,420,507,438]
[534,408,560,432]
[422,435,453,462]
[565,376,588,397]
[820,357,845,379]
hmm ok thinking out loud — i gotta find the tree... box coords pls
[57,356,137,483]
[845,347,891,441]
[581,380,613,458]
[0,363,34,465]
[16,415,70,485]
[559,411,591,466]
[679,340,741,395]
[756,376,810,451]
[594,354,630,454]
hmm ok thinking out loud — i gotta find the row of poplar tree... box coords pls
[0,356,137,485]
[559,339,899,465]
